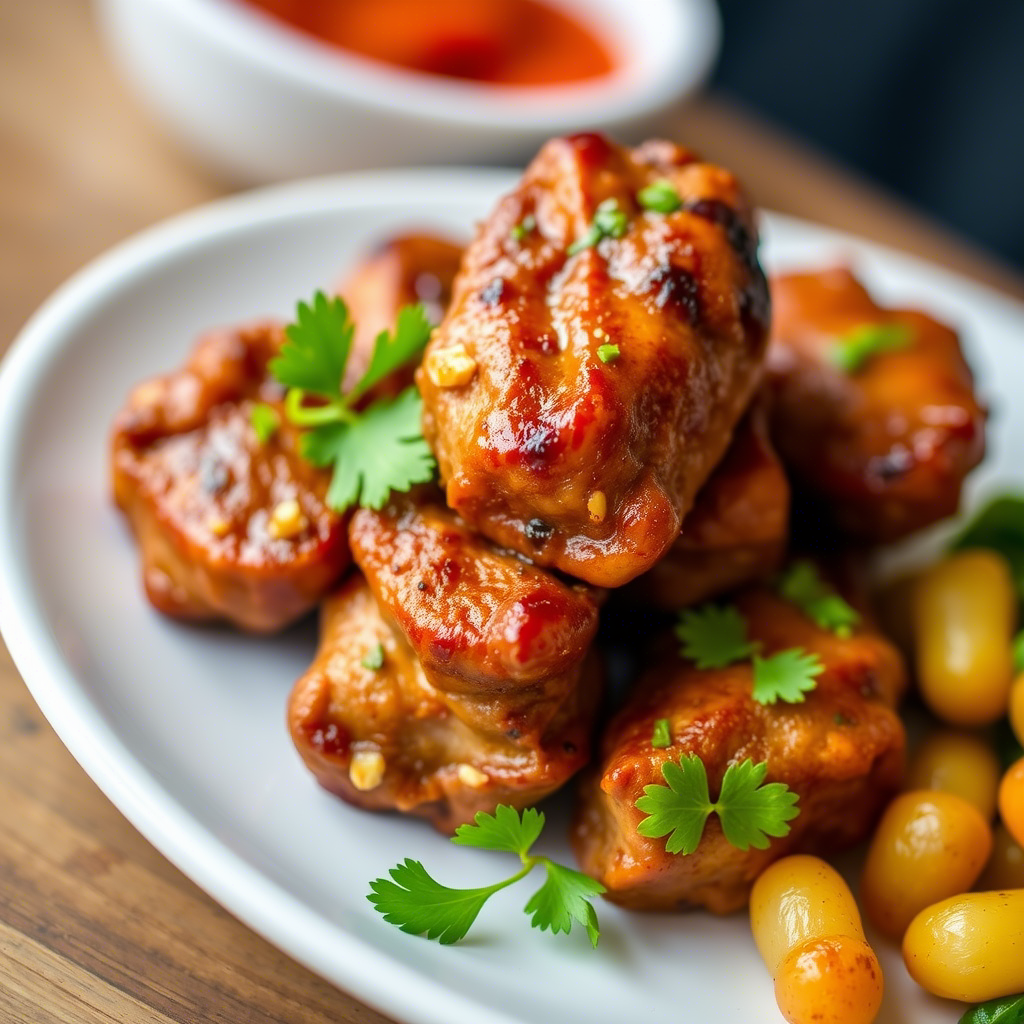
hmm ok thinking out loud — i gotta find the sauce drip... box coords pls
[238,0,616,86]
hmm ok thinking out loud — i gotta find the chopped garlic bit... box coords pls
[426,343,477,388]
[206,514,231,537]
[268,499,307,540]
[457,764,489,788]
[587,491,607,523]
[349,749,386,791]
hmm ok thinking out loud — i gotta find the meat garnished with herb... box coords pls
[418,133,770,587]
[289,488,601,832]
[767,267,986,541]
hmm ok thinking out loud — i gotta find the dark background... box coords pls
[712,0,1024,271]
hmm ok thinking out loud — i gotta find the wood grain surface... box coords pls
[1,3,1022,1023]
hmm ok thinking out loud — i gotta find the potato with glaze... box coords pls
[111,323,350,632]
[767,267,985,541]
[289,488,602,832]
[573,577,906,912]
[418,132,770,587]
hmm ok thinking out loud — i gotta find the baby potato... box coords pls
[751,855,883,1024]
[912,550,1015,726]
[1010,672,1024,747]
[906,729,1001,819]
[861,790,992,939]
[903,889,1024,1002]
[978,823,1024,890]
[998,757,1024,848]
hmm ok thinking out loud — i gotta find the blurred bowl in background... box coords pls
[94,0,720,184]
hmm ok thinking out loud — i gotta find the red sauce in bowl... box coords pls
[237,0,616,86]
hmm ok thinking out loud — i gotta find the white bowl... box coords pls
[94,0,720,183]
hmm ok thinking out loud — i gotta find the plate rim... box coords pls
[1,168,1018,1024]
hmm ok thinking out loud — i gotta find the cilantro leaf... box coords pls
[301,387,435,511]
[636,755,800,855]
[636,753,713,854]
[651,718,672,749]
[361,642,384,670]
[638,180,682,213]
[714,759,801,850]
[349,303,432,402]
[367,858,506,945]
[675,604,759,669]
[952,495,1024,601]
[752,649,824,705]
[778,560,860,637]
[524,860,605,948]
[830,322,911,374]
[959,993,1024,1024]
[250,403,280,444]
[270,291,353,398]
[452,805,545,857]
[369,805,604,948]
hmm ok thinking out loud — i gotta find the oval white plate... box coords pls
[1,170,1019,1024]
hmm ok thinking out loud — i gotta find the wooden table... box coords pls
[2,4,1022,1023]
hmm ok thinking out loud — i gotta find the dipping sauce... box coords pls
[238,0,616,86]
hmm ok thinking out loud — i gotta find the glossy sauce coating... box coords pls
[767,267,985,541]
[419,133,770,587]
[111,324,349,632]
[239,0,615,86]
[632,396,789,609]
[572,578,906,912]
[339,231,463,394]
[349,488,600,742]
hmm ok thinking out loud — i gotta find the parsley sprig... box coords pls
[778,561,861,638]
[959,992,1024,1024]
[636,755,800,855]
[368,805,605,947]
[675,600,826,705]
[638,179,682,213]
[269,292,436,512]
[830,322,911,374]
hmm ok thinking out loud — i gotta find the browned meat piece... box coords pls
[111,324,349,632]
[633,398,789,609]
[767,267,985,541]
[418,133,770,587]
[573,579,906,913]
[340,232,463,393]
[289,489,601,832]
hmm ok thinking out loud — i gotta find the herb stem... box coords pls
[284,388,357,427]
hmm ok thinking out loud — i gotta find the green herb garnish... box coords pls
[651,718,672,749]
[637,179,682,213]
[830,322,911,374]
[778,560,861,638]
[568,198,629,255]
[636,755,800,855]
[675,604,759,669]
[361,642,385,671]
[511,213,536,242]
[597,343,620,364]
[752,649,825,705]
[368,805,605,947]
[959,993,1024,1024]
[270,292,435,513]
[250,403,280,444]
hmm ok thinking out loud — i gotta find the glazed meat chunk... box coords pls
[418,133,770,587]
[289,489,601,832]
[767,267,985,541]
[573,577,906,913]
[633,397,789,609]
[111,324,349,632]
[340,231,463,393]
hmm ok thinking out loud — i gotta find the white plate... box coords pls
[1,170,1019,1024]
